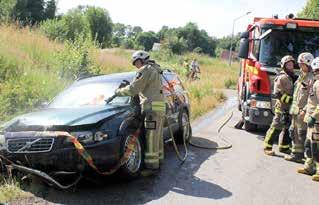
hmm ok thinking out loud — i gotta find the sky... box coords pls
[57,0,307,38]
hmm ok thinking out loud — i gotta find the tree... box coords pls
[298,0,319,19]
[63,9,90,41]
[0,0,16,22]
[12,0,45,25]
[113,23,126,38]
[84,6,113,47]
[44,0,56,20]
[135,31,158,51]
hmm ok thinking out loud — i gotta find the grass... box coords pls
[0,24,239,202]
[0,176,28,203]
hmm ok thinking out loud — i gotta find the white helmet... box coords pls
[311,57,319,72]
[280,55,295,68]
[131,50,150,65]
[298,52,314,66]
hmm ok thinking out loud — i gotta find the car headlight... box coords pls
[67,131,109,144]
[70,131,94,144]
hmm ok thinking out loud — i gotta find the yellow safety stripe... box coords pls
[292,143,304,153]
[247,65,258,75]
[279,145,290,149]
[152,101,166,112]
[280,94,291,104]
[264,127,275,149]
[275,107,282,114]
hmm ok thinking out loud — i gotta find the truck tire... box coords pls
[244,120,257,132]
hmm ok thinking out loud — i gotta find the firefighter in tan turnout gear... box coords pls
[264,55,295,156]
[116,50,165,171]
[297,57,319,182]
[285,52,314,162]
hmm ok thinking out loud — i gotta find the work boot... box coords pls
[297,159,316,176]
[297,167,315,175]
[284,153,304,163]
[312,174,319,181]
[279,148,291,155]
[264,148,275,156]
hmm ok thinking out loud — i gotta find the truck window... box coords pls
[259,29,319,67]
[252,27,261,60]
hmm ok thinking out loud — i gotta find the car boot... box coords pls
[264,148,275,156]
[284,153,304,163]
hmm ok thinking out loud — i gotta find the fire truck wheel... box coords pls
[244,120,257,132]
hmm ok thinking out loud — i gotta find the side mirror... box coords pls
[240,31,249,39]
[238,38,249,59]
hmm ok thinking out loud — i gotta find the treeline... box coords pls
[0,0,241,57]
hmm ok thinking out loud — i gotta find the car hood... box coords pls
[3,105,130,130]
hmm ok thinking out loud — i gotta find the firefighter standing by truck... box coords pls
[263,55,296,156]
[116,50,165,171]
[297,57,319,182]
[285,53,314,162]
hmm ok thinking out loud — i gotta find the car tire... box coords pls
[244,120,257,132]
[118,132,144,180]
[175,109,192,144]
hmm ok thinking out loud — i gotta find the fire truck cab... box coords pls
[237,15,319,131]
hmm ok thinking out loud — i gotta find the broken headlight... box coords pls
[66,131,109,144]
[70,131,94,144]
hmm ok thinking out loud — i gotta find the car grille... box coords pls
[7,138,54,153]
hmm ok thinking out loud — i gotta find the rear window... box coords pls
[161,73,185,96]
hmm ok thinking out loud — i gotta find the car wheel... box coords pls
[175,109,192,144]
[119,133,143,180]
[244,120,257,132]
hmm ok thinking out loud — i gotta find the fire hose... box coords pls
[161,73,233,164]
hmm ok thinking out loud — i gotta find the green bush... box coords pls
[55,35,101,80]
[0,71,65,121]
[40,8,90,42]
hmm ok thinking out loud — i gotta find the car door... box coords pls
[161,72,184,128]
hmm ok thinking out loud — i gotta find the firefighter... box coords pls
[263,55,295,156]
[116,50,165,171]
[188,58,200,80]
[297,57,319,182]
[285,52,314,162]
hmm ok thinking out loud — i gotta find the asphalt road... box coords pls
[13,90,318,205]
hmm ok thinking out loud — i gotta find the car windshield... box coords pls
[49,82,130,108]
[259,29,319,67]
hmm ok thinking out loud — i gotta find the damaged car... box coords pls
[0,70,191,188]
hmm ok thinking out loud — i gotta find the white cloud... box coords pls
[57,0,307,37]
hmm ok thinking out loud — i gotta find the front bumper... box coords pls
[246,107,273,125]
[2,134,122,173]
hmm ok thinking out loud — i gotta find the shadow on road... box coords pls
[22,138,232,205]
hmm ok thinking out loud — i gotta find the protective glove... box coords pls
[115,88,122,95]
[307,116,316,128]
[118,80,130,89]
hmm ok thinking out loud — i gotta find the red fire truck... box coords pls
[237,15,319,131]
